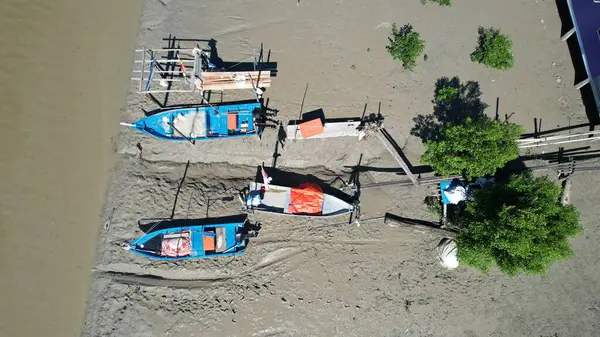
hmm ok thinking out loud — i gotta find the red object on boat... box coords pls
[299,118,324,138]
[288,182,324,215]
[203,234,215,251]
[160,231,192,257]
[228,113,238,130]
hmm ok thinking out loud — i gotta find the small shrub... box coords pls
[421,0,451,6]
[425,196,443,216]
[386,24,425,71]
[471,27,514,70]
[435,86,459,103]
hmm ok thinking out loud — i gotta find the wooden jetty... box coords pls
[131,47,271,95]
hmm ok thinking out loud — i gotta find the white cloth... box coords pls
[443,183,468,204]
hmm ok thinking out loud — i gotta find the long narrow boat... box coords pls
[123,101,264,141]
[124,220,257,260]
[243,181,357,217]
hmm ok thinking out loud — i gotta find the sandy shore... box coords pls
[83,0,600,336]
[0,1,142,336]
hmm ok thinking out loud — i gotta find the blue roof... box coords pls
[567,0,600,112]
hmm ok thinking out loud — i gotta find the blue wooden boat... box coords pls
[124,220,257,260]
[123,101,264,141]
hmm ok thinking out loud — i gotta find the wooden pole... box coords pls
[519,135,600,148]
[384,213,457,237]
[134,59,195,64]
[138,45,146,93]
[376,128,419,185]
[167,122,195,145]
[575,77,590,90]
[518,130,600,143]
[135,48,209,53]
[561,26,576,41]
[294,83,309,141]
[442,204,448,227]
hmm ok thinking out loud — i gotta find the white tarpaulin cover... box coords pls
[442,180,468,204]
[443,178,496,205]
[436,238,458,269]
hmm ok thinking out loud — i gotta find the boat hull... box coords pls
[245,182,356,218]
[127,221,249,260]
[130,102,262,141]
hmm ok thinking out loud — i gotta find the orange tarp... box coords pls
[228,113,238,130]
[299,118,324,138]
[288,182,324,215]
[203,234,215,251]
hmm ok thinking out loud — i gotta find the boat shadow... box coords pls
[257,166,356,203]
[142,98,262,117]
[138,214,257,233]
[286,108,364,127]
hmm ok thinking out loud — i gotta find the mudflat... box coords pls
[83,1,600,337]
[0,1,141,336]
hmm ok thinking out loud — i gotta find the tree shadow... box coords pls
[411,76,489,141]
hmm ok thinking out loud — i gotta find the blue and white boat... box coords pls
[122,101,266,141]
[124,220,257,260]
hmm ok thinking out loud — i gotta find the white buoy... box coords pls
[436,238,459,269]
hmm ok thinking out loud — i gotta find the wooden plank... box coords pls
[519,135,600,148]
[561,26,576,41]
[138,47,146,93]
[518,130,600,143]
[518,130,600,148]
[201,81,271,90]
[384,213,457,236]
[575,77,590,90]
[201,71,270,79]
[376,129,419,186]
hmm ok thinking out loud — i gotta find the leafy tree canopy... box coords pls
[435,86,459,103]
[456,172,582,276]
[421,118,522,178]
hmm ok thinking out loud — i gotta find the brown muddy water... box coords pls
[0,1,142,336]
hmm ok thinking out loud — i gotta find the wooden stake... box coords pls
[376,128,419,185]
[561,26,576,41]
[167,122,195,145]
[575,77,590,90]
[384,213,457,236]
[294,83,309,141]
